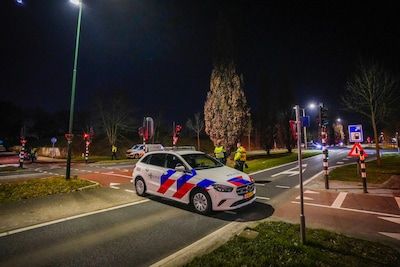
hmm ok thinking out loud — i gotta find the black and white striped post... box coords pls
[321,126,329,189]
[19,138,26,168]
[360,149,368,193]
[85,140,90,164]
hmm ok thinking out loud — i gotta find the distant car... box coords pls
[307,141,323,150]
[132,150,256,214]
[126,144,146,159]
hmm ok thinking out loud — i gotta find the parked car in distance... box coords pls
[126,144,145,159]
[126,143,164,159]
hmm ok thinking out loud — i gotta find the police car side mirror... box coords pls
[175,164,186,172]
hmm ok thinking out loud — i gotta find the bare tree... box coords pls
[186,113,204,150]
[342,63,398,166]
[95,90,136,147]
[246,119,252,151]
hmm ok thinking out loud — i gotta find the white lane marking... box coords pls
[256,196,270,200]
[395,197,400,209]
[331,192,347,208]
[291,201,400,218]
[304,190,319,194]
[295,171,323,188]
[296,196,313,200]
[95,171,100,174]
[378,216,400,225]
[86,170,93,173]
[379,232,400,241]
[124,189,136,193]
[150,221,241,267]
[336,161,344,165]
[0,199,150,238]
[254,183,265,186]
[102,172,132,179]
[271,164,307,178]
[105,171,114,174]
[276,185,290,189]
[109,182,120,189]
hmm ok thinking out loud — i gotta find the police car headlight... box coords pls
[212,184,233,192]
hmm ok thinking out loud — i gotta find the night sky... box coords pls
[2,0,400,122]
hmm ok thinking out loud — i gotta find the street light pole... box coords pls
[66,0,83,180]
[302,108,307,149]
[295,105,306,244]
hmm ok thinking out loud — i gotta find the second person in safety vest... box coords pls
[214,140,227,164]
[234,142,247,171]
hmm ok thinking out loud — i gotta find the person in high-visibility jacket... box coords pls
[111,144,118,160]
[234,142,247,171]
[214,140,226,164]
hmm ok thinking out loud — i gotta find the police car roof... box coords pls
[146,150,203,156]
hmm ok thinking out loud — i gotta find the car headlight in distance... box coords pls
[212,184,234,192]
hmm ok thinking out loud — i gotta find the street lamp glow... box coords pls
[308,103,316,109]
[70,0,81,6]
[336,118,341,122]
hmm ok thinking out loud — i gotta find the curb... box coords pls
[150,221,249,267]
[77,179,100,191]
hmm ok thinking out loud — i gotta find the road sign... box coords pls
[348,143,368,157]
[65,133,74,142]
[51,137,57,144]
[348,124,363,143]
[301,116,310,128]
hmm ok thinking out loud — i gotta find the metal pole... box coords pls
[66,3,83,180]
[295,105,306,244]
[302,108,307,149]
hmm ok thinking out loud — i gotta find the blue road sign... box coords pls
[301,116,310,128]
[348,124,363,143]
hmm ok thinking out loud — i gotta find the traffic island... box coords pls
[186,221,400,267]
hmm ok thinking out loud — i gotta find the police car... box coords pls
[132,150,256,214]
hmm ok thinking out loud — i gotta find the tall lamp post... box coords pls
[66,0,83,180]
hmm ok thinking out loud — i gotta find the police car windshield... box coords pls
[182,154,223,170]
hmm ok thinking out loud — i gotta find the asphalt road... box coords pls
[0,148,382,266]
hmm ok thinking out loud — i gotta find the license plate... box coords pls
[244,191,254,199]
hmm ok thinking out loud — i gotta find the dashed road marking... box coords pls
[395,197,400,209]
[379,232,400,241]
[336,161,344,164]
[276,185,290,189]
[378,216,400,225]
[124,189,136,193]
[256,196,270,200]
[109,182,120,189]
[0,199,150,238]
[254,183,265,186]
[304,190,319,194]
[331,192,347,208]
[291,201,400,218]
[296,196,314,200]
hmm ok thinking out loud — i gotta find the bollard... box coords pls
[360,150,368,193]
[85,141,90,164]
[321,127,329,189]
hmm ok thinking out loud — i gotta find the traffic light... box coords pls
[320,106,328,126]
[83,132,90,140]
[175,125,182,137]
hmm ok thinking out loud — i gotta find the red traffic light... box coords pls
[83,133,90,140]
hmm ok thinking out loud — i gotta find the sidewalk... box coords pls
[273,175,400,248]
[0,187,143,235]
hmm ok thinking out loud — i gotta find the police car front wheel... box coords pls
[191,189,211,214]
[135,177,147,196]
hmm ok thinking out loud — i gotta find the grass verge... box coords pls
[330,154,400,184]
[0,166,21,172]
[186,221,400,267]
[226,151,321,174]
[0,177,96,203]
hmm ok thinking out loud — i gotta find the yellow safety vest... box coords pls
[234,146,246,161]
[214,146,226,159]
[112,145,117,152]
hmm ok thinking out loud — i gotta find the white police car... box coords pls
[132,150,256,214]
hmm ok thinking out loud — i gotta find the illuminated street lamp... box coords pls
[66,0,83,180]
[336,118,342,123]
